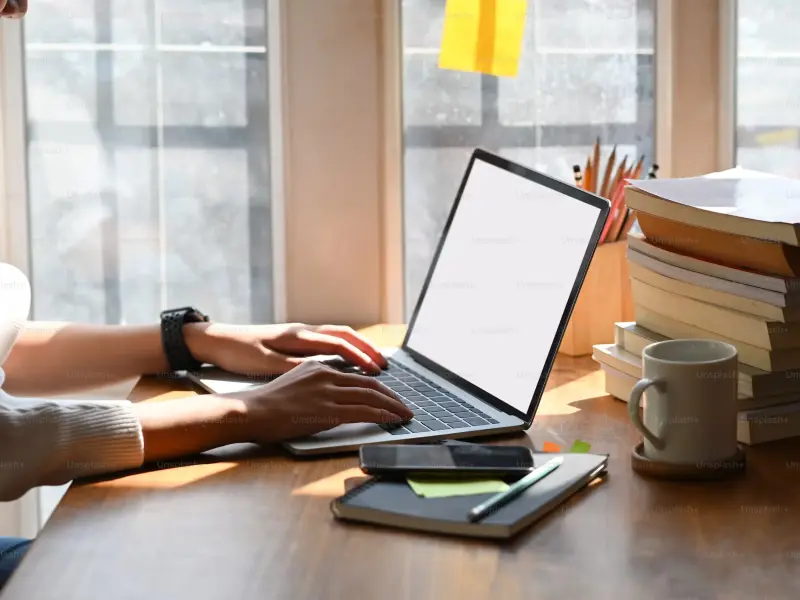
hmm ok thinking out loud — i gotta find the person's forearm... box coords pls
[132,395,250,463]
[3,322,170,395]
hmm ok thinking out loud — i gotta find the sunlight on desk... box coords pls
[292,467,367,498]
[93,462,238,489]
[537,370,606,416]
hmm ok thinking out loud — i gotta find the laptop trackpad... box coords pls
[305,422,386,443]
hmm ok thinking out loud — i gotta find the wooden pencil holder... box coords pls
[558,240,634,357]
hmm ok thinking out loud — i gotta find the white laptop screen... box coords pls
[404,155,604,416]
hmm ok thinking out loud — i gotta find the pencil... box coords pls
[607,192,629,242]
[620,209,638,240]
[599,145,617,199]
[573,165,583,188]
[647,163,660,179]
[600,182,628,244]
[607,160,635,241]
[591,137,601,193]
[632,155,645,180]
[624,161,635,179]
[583,157,592,192]
[607,157,628,204]
[613,209,632,243]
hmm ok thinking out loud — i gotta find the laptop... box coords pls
[187,149,609,455]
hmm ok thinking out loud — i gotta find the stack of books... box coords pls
[591,167,800,445]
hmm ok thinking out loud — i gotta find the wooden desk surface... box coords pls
[4,325,800,600]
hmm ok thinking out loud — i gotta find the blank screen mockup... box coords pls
[406,158,602,414]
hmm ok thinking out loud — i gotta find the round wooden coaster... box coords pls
[631,442,746,481]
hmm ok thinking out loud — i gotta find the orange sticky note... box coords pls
[542,442,561,453]
[438,0,528,78]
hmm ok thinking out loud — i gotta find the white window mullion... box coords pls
[0,20,32,278]
[654,0,675,179]
[718,0,738,170]
[280,0,384,326]
[268,0,288,324]
[659,0,726,178]
[379,0,404,325]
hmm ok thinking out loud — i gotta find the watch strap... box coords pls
[160,307,209,372]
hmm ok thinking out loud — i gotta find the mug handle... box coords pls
[628,378,666,450]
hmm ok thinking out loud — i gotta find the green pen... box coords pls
[466,456,564,522]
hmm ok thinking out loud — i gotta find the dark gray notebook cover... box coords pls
[331,452,608,540]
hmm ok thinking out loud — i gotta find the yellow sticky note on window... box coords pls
[438,0,527,77]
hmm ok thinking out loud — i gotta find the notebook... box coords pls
[626,168,800,246]
[330,452,608,540]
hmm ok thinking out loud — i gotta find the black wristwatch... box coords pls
[160,306,210,372]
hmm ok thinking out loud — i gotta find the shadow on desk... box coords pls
[66,438,609,553]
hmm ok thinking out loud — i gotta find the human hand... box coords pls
[1,0,27,18]
[229,360,412,443]
[184,322,388,376]
[133,361,412,463]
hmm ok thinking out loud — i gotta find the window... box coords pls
[736,0,800,177]
[401,0,656,315]
[20,0,272,325]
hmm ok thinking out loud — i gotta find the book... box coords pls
[633,306,800,372]
[592,343,800,411]
[627,258,800,322]
[600,363,638,403]
[634,212,800,277]
[597,360,800,445]
[614,321,800,397]
[330,453,608,540]
[738,402,800,445]
[628,245,799,309]
[627,233,800,296]
[631,278,800,350]
[625,169,800,246]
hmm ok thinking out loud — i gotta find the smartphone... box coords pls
[359,444,536,478]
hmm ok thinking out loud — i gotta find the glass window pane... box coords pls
[736,0,800,177]
[401,0,656,316]
[22,0,272,325]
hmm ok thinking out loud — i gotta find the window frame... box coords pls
[655,0,736,177]
[0,19,32,278]
[0,0,735,535]
[718,0,737,171]
[0,0,735,326]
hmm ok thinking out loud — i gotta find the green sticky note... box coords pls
[406,478,509,498]
[570,439,592,453]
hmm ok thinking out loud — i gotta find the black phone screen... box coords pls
[359,444,534,473]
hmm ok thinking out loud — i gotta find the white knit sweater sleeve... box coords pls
[0,387,144,501]
[0,263,145,502]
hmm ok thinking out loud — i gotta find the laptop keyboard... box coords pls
[373,358,500,435]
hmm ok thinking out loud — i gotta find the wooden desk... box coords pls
[4,325,800,600]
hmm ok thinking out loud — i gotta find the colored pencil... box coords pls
[607,157,628,203]
[607,193,630,242]
[599,145,617,199]
[617,208,636,241]
[631,155,645,180]
[615,209,632,241]
[620,209,638,240]
[591,137,601,193]
[606,161,635,241]
[583,157,593,192]
[599,181,627,244]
